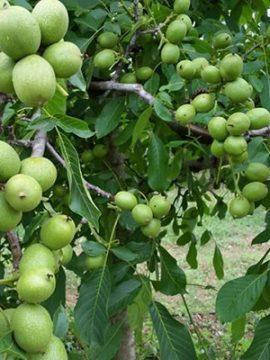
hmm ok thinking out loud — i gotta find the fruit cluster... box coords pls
[115,191,171,238]
[0,0,82,107]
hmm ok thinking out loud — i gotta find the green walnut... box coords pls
[0,52,15,94]
[0,141,21,181]
[115,191,138,211]
[0,191,22,232]
[246,108,270,130]
[97,32,118,49]
[149,195,171,218]
[19,244,57,274]
[28,336,68,360]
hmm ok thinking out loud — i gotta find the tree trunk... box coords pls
[116,311,136,360]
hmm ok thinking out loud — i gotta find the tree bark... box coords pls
[116,311,136,360]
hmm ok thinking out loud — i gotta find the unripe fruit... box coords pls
[142,218,161,238]
[11,304,53,353]
[230,151,248,164]
[17,268,56,304]
[13,55,56,107]
[208,117,228,141]
[242,182,268,202]
[161,43,180,64]
[226,112,250,135]
[219,54,243,81]
[40,214,76,250]
[0,192,22,231]
[192,57,209,78]
[244,98,255,110]
[201,65,221,84]
[132,204,153,225]
[175,104,196,125]
[28,336,68,360]
[0,6,41,60]
[224,136,247,155]
[115,191,138,211]
[224,78,253,103]
[60,244,73,265]
[19,244,57,274]
[177,14,192,31]
[43,41,82,78]
[120,73,137,84]
[135,67,153,81]
[82,150,94,165]
[174,0,190,14]
[5,174,42,212]
[33,0,69,45]
[85,254,106,270]
[246,108,270,130]
[0,52,15,94]
[192,93,215,113]
[210,140,225,157]
[213,32,232,49]
[149,195,171,218]
[0,141,21,181]
[166,20,187,44]
[176,60,196,80]
[94,49,116,69]
[93,144,108,158]
[229,197,250,218]
[97,32,118,49]
[0,309,11,338]
[20,157,57,192]
[245,163,270,182]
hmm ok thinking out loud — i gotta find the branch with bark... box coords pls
[6,231,22,270]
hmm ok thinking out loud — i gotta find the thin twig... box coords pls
[31,130,47,157]
[6,231,22,270]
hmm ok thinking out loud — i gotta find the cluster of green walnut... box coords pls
[115,191,171,238]
[0,0,82,107]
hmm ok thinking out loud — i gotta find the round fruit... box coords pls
[149,195,171,218]
[219,54,243,81]
[0,310,11,338]
[82,150,94,165]
[93,144,108,158]
[132,204,153,226]
[226,112,250,135]
[40,214,76,250]
[166,20,187,44]
[120,73,137,84]
[17,268,56,304]
[4,174,42,212]
[11,303,53,353]
[3,308,14,324]
[115,191,138,211]
[135,67,153,81]
[243,98,255,110]
[0,141,21,181]
[175,104,196,125]
[229,197,250,218]
[97,32,118,49]
[192,57,209,78]
[94,49,116,69]
[245,162,270,182]
[192,93,215,113]
[201,65,221,84]
[224,78,253,103]
[13,55,56,107]
[20,157,57,192]
[43,41,82,78]
[0,52,15,94]
[28,335,68,360]
[246,108,270,130]
[210,140,225,157]
[208,117,228,141]
[174,0,190,14]
[177,14,192,31]
[213,32,232,49]
[0,191,22,231]
[60,244,73,265]
[33,0,69,45]
[224,136,247,155]
[230,151,248,164]
[0,6,41,60]
[142,218,161,238]
[242,182,268,202]
[85,254,106,270]
[19,244,57,274]
[161,43,180,64]
[176,60,196,80]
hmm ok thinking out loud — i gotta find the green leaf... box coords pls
[57,131,101,230]
[231,316,246,344]
[74,267,111,346]
[155,246,186,296]
[44,83,67,115]
[82,241,106,256]
[252,229,270,245]
[153,99,173,122]
[69,70,86,91]
[95,97,125,138]
[0,334,27,359]
[248,74,263,93]
[216,274,267,323]
[201,230,212,246]
[111,247,137,262]
[149,302,197,360]
[177,232,195,246]
[131,106,152,150]
[242,315,270,359]
[160,74,184,92]
[147,134,169,192]
[213,245,224,279]
[186,242,198,269]
[55,115,94,138]
[248,137,269,165]
[260,75,270,111]
[53,305,69,339]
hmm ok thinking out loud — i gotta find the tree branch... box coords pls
[31,130,47,157]
[6,231,22,270]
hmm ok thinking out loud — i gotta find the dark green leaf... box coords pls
[53,305,69,339]
[131,106,152,150]
[201,230,212,246]
[153,99,173,122]
[231,316,246,344]
[213,245,224,279]
[82,241,106,256]
[55,115,94,138]
[186,242,198,269]
[111,247,137,262]
[108,279,141,315]
[252,229,270,245]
